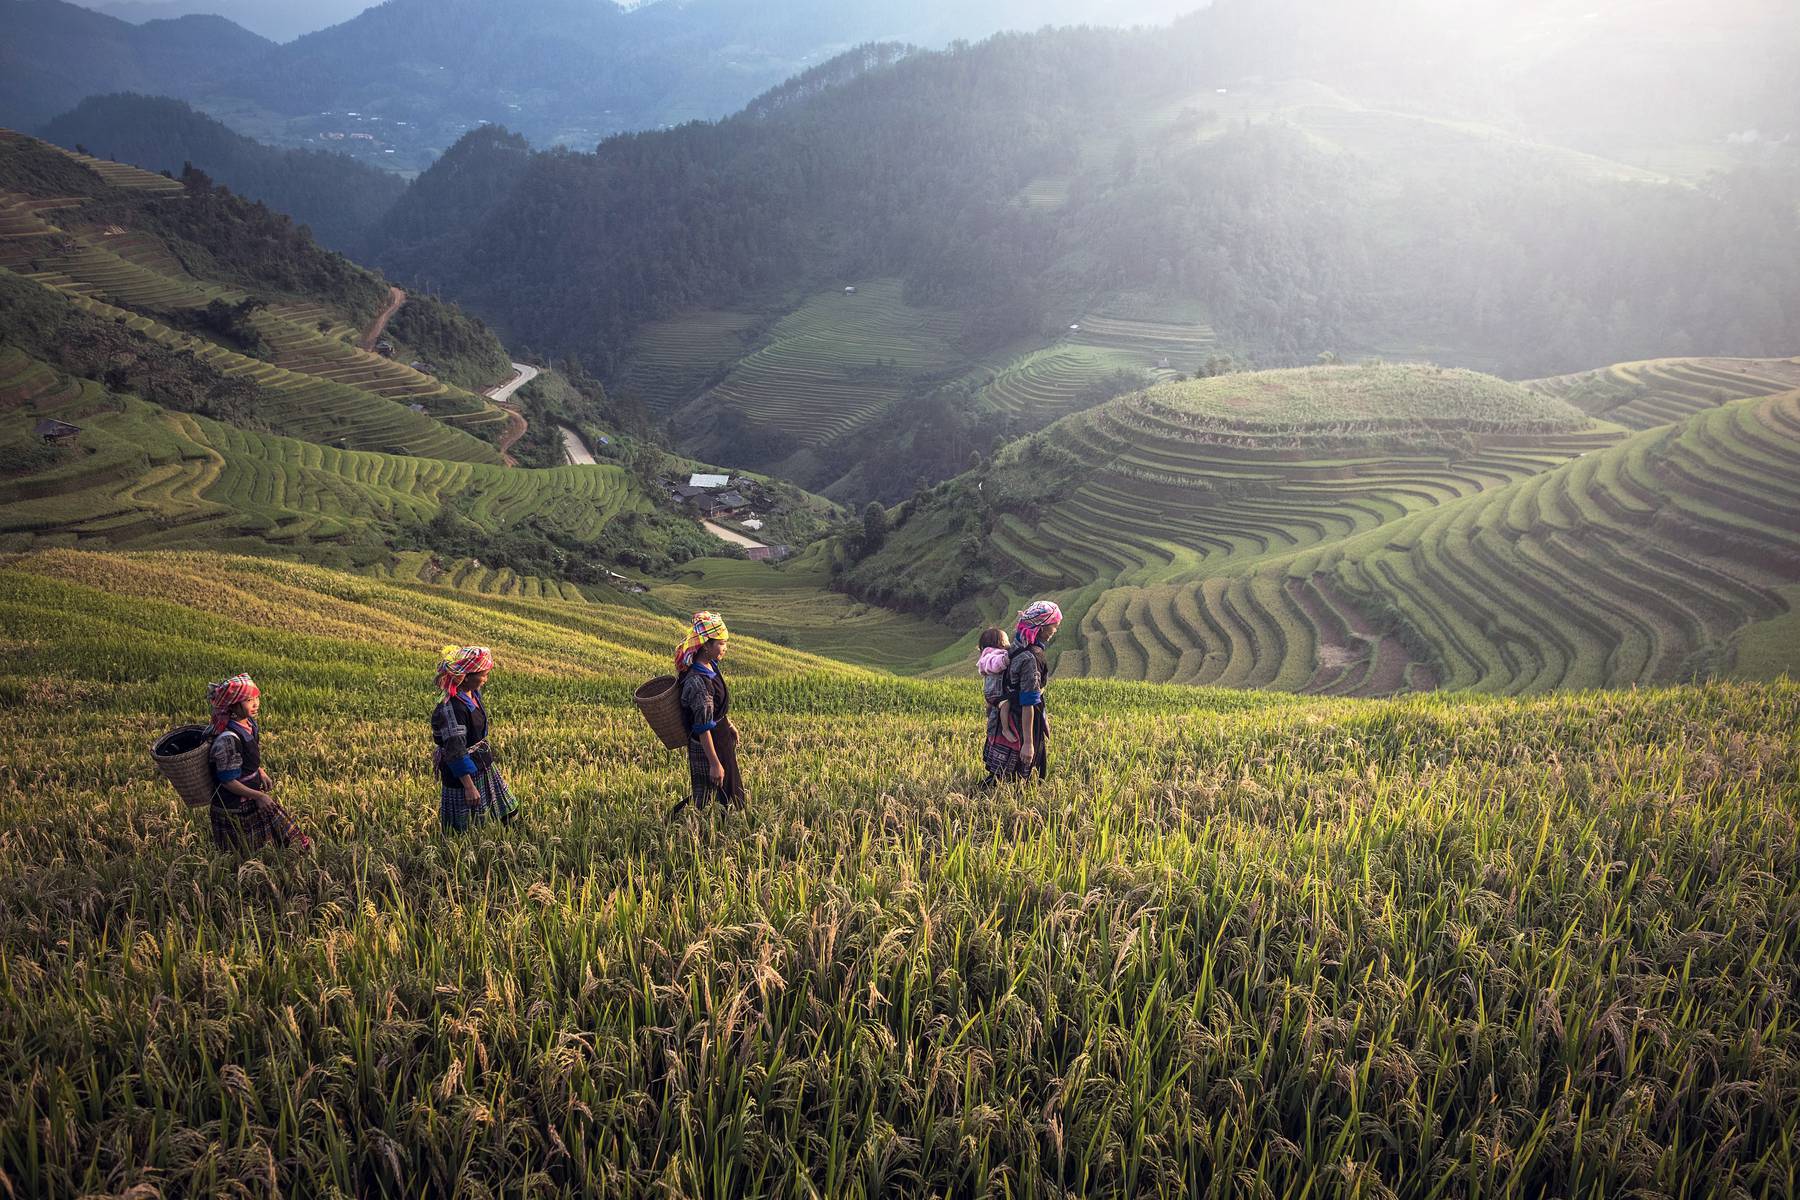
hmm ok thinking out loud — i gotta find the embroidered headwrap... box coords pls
[207,673,260,732]
[437,644,494,697]
[675,611,729,674]
[1015,600,1064,647]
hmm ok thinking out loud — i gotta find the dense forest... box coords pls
[371,18,1800,380]
[0,0,271,130]
[40,95,406,254]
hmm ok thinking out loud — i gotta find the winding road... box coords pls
[486,361,540,405]
[485,362,540,466]
[359,286,406,351]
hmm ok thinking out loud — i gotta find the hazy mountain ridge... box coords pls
[40,94,405,253]
[6,0,1197,171]
[363,9,1800,502]
[0,0,272,129]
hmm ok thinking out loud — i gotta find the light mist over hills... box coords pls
[72,0,368,43]
[13,0,1202,168]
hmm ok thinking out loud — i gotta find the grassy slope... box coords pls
[843,362,1800,692]
[0,132,508,461]
[666,279,965,455]
[1062,385,1800,692]
[0,346,643,575]
[0,549,1796,1196]
[650,544,963,672]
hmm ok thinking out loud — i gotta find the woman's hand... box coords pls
[709,760,726,788]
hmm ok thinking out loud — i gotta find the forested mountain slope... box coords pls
[40,94,406,254]
[0,131,718,589]
[370,5,1800,503]
[0,0,270,129]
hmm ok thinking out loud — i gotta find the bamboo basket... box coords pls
[634,676,688,751]
[152,724,215,807]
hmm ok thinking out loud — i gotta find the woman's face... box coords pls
[464,670,490,691]
[236,695,261,720]
[709,639,729,664]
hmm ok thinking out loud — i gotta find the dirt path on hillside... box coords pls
[703,520,769,550]
[560,425,596,465]
[359,286,405,351]
[496,409,527,466]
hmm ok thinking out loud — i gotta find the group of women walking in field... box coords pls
[195,599,1063,854]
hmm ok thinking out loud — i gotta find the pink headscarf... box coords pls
[1014,600,1063,647]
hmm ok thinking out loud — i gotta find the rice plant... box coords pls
[1,548,1796,1198]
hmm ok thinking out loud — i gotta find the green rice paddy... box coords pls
[0,550,1796,1196]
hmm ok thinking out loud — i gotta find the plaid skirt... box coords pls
[983,725,1047,782]
[440,764,520,832]
[210,792,311,853]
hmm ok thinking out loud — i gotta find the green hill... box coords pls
[846,364,1603,610]
[0,547,1796,1195]
[1067,383,1800,693]
[0,131,513,461]
[371,12,1800,505]
[0,345,630,568]
[39,94,407,255]
[836,360,1800,691]
[0,131,729,591]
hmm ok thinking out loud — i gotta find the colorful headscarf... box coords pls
[437,644,494,697]
[675,611,729,674]
[1015,600,1064,647]
[208,673,260,732]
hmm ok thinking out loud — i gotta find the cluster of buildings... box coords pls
[668,473,790,561]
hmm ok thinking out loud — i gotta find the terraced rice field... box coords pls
[1067,312,1217,366]
[992,373,1608,595]
[0,347,637,561]
[368,551,598,603]
[39,143,187,193]
[614,308,762,414]
[1529,356,1800,431]
[970,304,1216,425]
[1063,388,1800,692]
[3,550,1799,1196]
[13,276,503,463]
[652,547,961,672]
[0,191,504,437]
[676,280,964,447]
[0,194,64,273]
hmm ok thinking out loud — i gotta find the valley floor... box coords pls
[1,549,1796,1197]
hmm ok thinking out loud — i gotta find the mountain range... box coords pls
[6,0,1198,170]
[74,0,368,42]
[357,1,1800,501]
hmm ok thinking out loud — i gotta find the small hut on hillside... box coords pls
[34,418,80,446]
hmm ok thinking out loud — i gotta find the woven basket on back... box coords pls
[152,724,216,807]
[634,676,688,751]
